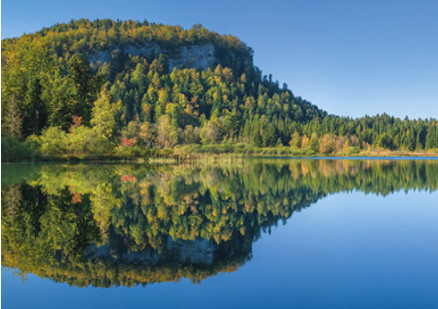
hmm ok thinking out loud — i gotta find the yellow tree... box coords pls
[289,131,301,149]
[91,85,116,140]
[156,115,177,148]
[301,134,310,149]
[319,134,335,154]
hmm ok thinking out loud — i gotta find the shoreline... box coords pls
[3,152,438,164]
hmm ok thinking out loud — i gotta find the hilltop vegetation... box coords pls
[1,19,437,161]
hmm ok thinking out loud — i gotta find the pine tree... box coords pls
[22,77,47,136]
[69,53,99,123]
[3,95,23,139]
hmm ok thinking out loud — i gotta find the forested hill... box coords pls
[1,19,437,160]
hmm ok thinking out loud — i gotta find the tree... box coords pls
[68,53,99,123]
[377,133,392,149]
[425,128,437,150]
[181,125,201,144]
[156,115,177,148]
[139,121,155,147]
[309,133,319,152]
[250,118,263,147]
[200,118,221,144]
[22,77,47,136]
[301,135,310,149]
[343,139,351,153]
[263,123,277,147]
[289,131,301,149]
[3,95,22,139]
[91,85,116,140]
[319,134,335,154]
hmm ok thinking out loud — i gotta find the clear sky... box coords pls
[2,0,438,119]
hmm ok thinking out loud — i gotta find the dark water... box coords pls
[2,159,438,308]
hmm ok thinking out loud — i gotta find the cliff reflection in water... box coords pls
[2,159,437,287]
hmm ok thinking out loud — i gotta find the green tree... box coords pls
[68,53,99,123]
[3,95,23,139]
[22,77,47,136]
[309,133,319,152]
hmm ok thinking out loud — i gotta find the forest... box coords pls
[2,19,437,161]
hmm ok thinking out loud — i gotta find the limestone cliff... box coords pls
[88,43,219,71]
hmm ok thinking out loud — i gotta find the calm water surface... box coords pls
[2,159,438,308]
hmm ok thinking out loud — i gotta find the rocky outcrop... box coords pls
[88,43,217,71]
[168,44,215,71]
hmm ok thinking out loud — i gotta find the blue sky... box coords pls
[2,0,438,118]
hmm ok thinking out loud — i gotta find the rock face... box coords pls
[168,44,215,71]
[88,43,217,71]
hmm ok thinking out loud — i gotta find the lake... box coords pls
[2,159,438,308]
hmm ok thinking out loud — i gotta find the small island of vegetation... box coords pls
[2,19,437,161]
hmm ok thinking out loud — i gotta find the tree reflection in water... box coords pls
[2,159,437,287]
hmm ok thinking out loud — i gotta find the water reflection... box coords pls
[2,159,437,287]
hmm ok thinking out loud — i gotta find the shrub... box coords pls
[346,146,360,156]
[1,135,38,161]
[39,127,67,157]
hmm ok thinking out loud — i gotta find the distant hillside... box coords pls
[1,19,437,160]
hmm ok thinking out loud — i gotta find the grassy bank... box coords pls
[171,143,438,158]
[2,138,437,164]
